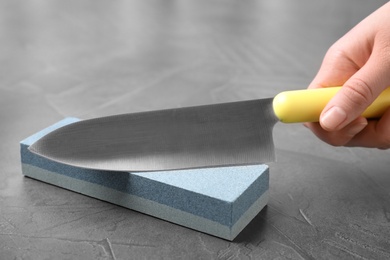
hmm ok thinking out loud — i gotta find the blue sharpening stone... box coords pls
[20,118,269,240]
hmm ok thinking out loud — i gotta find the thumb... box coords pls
[320,51,390,131]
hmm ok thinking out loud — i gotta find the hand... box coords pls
[305,2,390,149]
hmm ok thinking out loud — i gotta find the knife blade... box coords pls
[29,87,390,171]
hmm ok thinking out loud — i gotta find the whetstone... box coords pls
[20,118,269,240]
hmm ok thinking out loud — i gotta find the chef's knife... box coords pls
[29,87,390,172]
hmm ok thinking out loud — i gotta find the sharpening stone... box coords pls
[20,117,269,240]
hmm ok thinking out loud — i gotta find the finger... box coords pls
[320,45,390,132]
[346,108,390,149]
[307,45,359,90]
[304,117,368,147]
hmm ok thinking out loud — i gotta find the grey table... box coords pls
[1,0,390,259]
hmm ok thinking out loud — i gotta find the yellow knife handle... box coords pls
[273,87,390,123]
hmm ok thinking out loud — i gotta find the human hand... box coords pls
[305,2,390,149]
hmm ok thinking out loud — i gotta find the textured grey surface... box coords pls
[1,0,390,259]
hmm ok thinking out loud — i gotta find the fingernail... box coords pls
[321,106,347,130]
[347,122,367,136]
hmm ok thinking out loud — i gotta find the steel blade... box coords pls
[29,98,278,171]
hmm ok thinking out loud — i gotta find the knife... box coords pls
[29,87,390,172]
